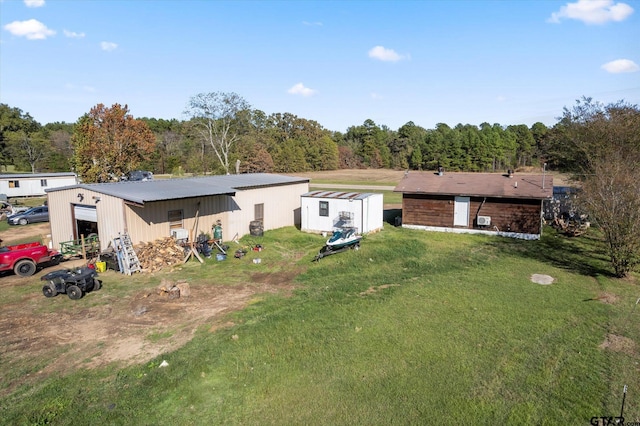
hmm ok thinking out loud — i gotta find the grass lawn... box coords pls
[1,225,638,425]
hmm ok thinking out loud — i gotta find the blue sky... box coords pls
[1,0,638,132]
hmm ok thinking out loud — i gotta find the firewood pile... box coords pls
[135,237,186,272]
[552,217,590,237]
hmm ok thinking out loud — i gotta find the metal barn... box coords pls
[45,173,309,252]
[300,191,383,234]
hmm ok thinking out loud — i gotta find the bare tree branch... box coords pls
[185,92,250,174]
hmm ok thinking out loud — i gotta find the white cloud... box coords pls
[63,29,85,38]
[287,83,317,97]
[24,0,45,8]
[302,21,323,26]
[548,0,633,24]
[368,45,405,62]
[601,59,639,73]
[3,19,55,40]
[100,41,118,51]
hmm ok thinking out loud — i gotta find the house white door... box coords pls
[453,197,470,227]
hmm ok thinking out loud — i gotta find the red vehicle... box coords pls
[0,242,62,277]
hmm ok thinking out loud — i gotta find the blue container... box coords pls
[216,253,226,261]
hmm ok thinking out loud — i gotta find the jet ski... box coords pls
[313,228,363,261]
[326,228,362,249]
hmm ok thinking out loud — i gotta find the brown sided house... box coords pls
[394,170,553,240]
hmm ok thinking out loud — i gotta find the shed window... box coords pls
[168,209,183,230]
[319,201,329,217]
[9,180,19,188]
[40,179,48,187]
[254,203,264,221]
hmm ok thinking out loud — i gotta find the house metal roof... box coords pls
[46,173,309,205]
[301,191,378,200]
[1,172,77,179]
[394,171,553,200]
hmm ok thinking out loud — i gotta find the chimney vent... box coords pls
[438,166,444,176]
[508,169,514,178]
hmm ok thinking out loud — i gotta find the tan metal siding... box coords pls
[47,188,126,251]
[124,195,233,245]
[227,182,308,239]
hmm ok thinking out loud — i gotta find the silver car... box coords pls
[8,206,49,225]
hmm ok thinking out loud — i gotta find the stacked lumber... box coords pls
[135,237,186,272]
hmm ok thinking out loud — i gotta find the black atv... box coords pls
[41,266,101,300]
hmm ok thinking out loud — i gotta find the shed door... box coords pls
[453,197,470,227]
[74,205,97,222]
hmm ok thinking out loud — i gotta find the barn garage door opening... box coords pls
[74,205,98,239]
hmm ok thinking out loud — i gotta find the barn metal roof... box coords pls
[301,191,378,200]
[46,173,309,205]
[394,171,553,200]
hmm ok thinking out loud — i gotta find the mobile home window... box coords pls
[168,209,183,230]
[319,201,329,217]
[9,180,19,188]
[40,179,48,187]
[254,203,264,221]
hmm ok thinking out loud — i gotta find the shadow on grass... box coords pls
[487,227,615,278]
[383,208,402,226]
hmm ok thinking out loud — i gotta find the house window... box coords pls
[254,203,264,221]
[168,209,183,230]
[40,179,48,187]
[9,180,19,188]
[319,201,329,217]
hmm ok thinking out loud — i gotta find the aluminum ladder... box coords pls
[113,232,141,275]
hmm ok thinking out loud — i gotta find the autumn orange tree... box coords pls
[71,103,156,183]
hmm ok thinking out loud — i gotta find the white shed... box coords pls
[301,191,383,234]
[0,173,78,198]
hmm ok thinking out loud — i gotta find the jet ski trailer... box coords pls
[313,228,362,261]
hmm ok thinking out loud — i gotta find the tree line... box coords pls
[1,93,558,178]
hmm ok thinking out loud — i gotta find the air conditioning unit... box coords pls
[477,216,491,226]
[171,228,189,240]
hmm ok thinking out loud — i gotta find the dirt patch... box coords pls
[1,222,52,245]
[0,277,296,396]
[596,292,619,304]
[359,284,400,296]
[251,268,302,289]
[599,333,636,356]
[0,223,300,396]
